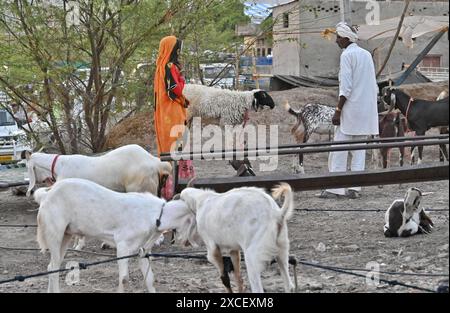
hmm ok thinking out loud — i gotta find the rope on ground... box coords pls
[295,208,449,213]
[0,249,444,293]
[0,251,210,285]
[0,246,115,257]
[0,224,37,228]
[305,263,448,278]
[1,207,448,228]
[298,260,438,293]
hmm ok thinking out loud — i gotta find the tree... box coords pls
[0,0,214,153]
[0,0,250,154]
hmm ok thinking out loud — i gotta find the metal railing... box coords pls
[417,66,449,82]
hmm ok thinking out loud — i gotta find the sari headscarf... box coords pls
[154,36,187,156]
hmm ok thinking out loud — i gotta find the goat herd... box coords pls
[8,84,450,293]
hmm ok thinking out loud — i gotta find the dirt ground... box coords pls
[0,86,448,293]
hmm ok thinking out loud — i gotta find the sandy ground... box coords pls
[0,86,448,293]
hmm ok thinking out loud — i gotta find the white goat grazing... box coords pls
[384,187,434,237]
[180,183,295,293]
[25,144,171,197]
[35,178,200,293]
[183,84,275,126]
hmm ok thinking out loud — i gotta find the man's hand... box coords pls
[332,110,341,126]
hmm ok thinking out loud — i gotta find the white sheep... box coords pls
[183,84,275,126]
[180,183,295,293]
[384,187,434,237]
[35,178,200,293]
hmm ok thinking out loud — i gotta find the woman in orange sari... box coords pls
[154,35,194,199]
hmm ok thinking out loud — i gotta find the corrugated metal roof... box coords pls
[244,1,272,23]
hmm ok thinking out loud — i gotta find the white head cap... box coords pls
[336,22,358,43]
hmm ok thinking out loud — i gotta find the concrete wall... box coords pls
[272,0,449,77]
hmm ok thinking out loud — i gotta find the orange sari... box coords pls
[154,36,188,156]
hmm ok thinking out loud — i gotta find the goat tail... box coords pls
[284,101,301,118]
[36,212,48,253]
[272,183,294,222]
[33,187,50,205]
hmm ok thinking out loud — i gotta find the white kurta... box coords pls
[339,43,379,136]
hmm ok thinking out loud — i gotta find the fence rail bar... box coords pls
[162,138,449,161]
[175,164,449,193]
[159,134,449,158]
[0,181,29,189]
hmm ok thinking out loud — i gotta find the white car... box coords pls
[0,109,30,163]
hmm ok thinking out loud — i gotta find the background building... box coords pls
[271,0,449,86]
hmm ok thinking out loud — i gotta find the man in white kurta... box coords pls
[320,22,379,198]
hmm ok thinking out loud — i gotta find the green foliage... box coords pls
[0,0,250,153]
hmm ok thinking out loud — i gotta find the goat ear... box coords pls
[389,93,396,111]
[180,188,198,212]
[24,150,32,161]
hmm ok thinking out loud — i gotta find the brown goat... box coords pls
[377,112,407,169]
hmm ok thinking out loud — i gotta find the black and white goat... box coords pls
[284,101,335,174]
[384,187,433,237]
[382,88,449,164]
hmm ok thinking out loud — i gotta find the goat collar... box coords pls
[156,202,166,228]
[405,98,415,133]
[51,155,60,182]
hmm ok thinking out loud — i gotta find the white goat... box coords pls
[26,144,172,250]
[25,144,171,197]
[35,178,200,293]
[180,183,295,293]
[384,187,434,237]
[183,84,275,126]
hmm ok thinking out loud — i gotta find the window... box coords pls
[283,13,289,28]
[421,55,441,68]
[261,48,266,57]
[257,48,261,57]
[267,48,272,56]
[0,110,15,126]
